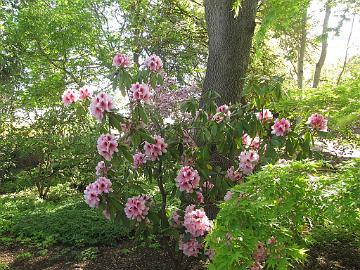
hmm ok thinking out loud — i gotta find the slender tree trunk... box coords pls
[203,0,259,105]
[337,14,356,85]
[312,2,331,88]
[297,9,307,89]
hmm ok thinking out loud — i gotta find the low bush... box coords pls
[206,159,360,270]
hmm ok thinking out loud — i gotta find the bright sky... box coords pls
[309,0,360,66]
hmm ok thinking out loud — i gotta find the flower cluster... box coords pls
[84,177,112,208]
[90,92,114,121]
[112,53,131,68]
[307,113,328,131]
[196,191,204,204]
[175,166,201,193]
[271,118,291,136]
[226,166,243,182]
[183,205,211,237]
[212,104,231,123]
[130,82,151,103]
[251,242,267,269]
[124,195,151,222]
[97,134,118,160]
[143,135,168,161]
[95,161,110,176]
[133,152,146,168]
[242,133,260,150]
[202,181,214,191]
[145,54,163,72]
[78,85,92,100]
[179,235,202,257]
[239,150,260,175]
[224,191,233,201]
[170,210,182,228]
[62,89,77,106]
[256,109,273,122]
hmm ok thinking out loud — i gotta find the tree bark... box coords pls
[337,14,356,85]
[202,0,259,105]
[297,9,307,89]
[312,2,331,88]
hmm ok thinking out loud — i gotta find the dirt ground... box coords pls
[1,241,359,270]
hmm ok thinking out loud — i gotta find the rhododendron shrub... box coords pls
[62,51,328,266]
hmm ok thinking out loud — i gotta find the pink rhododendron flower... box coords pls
[95,177,112,194]
[175,166,200,193]
[133,152,146,168]
[267,236,276,245]
[196,191,204,204]
[84,183,100,208]
[124,195,151,222]
[120,122,131,133]
[97,134,118,160]
[224,191,233,201]
[216,104,231,118]
[112,53,131,68]
[242,133,260,149]
[78,85,92,100]
[90,92,114,121]
[179,235,202,257]
[62,89,77,106]
[145,54,163,72]
[205,249,215,260]
[95,161,110,176]
[202,181,214,191]
[253,242,267,263]
[256,109,273,122]
[271,118,291,136]
[250,262,263,270]
[226,166,243,182]
[183,205,211,237]
[306,113,328,131]
[170,211,182,228]
[143,135,168,161]
[239,150,259,175]
[130,82,151,103]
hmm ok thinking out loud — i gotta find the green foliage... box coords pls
[0,186,127,248]
[206,159,360,269]
[276,77,360,143]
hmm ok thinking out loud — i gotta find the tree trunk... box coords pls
[297,9,307,89]
[312,3,331,88]
[203,0,259,105]
[337,14,356,85]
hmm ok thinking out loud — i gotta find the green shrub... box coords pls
[206,159,360,270]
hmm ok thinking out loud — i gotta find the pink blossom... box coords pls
[133,152,146,168]
[143,135,167,161]
[183,205,211,237]
[95,177,112,194]
[97,134,118,160]
[175,166,200,193]
[250,262,264,270]
[253,242,267,263]
[216,104,231,119]
[226,166,243,182]
[256,109,273,122]
[130,82,151,103]
[120,122,131,133]
[90,92,114,121]
[202,181,214,191]
[124,195,151,222]
[179,236,202,257]
[95,161,110,176]
[224,191,233,201]
[196,191,204,204]
[242,133,260,149]
[62,89,77,106]
[112,53,131,68]
[267,236,276,245]
[239,150,259,175]
[145,54,163,72]
[170,211,182,228]
[307,113,328,131]
[205,249,215,260]
[78,85,92,100]
[271,118,291,136]
[84,183,100,208]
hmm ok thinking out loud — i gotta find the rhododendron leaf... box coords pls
[138,129,156,144]
[138,106,149,124]
[109,113,124,131]
[150,74,158,88]
[157,74,164,85]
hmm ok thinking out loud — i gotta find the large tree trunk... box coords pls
[297,9,307,89]
[312,2,331,88]
[203,0,259,105]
